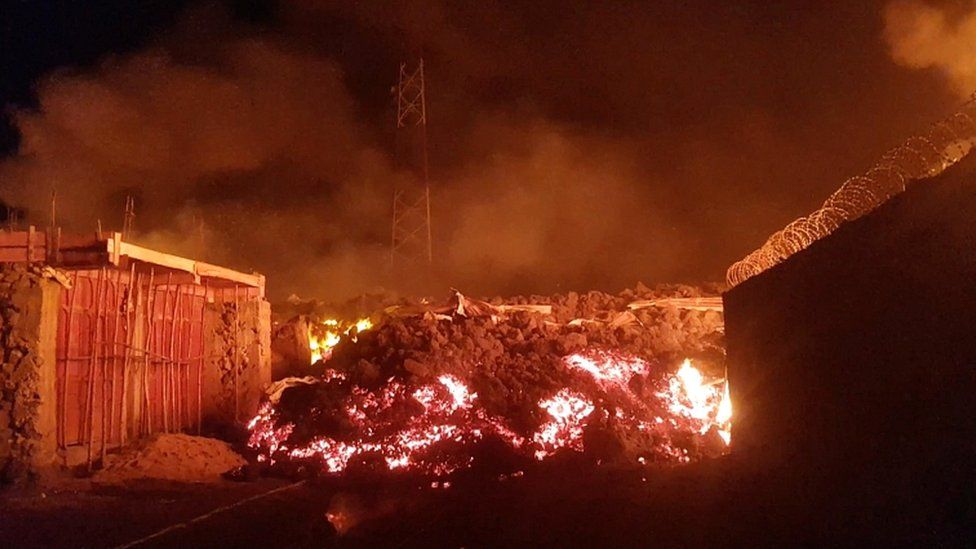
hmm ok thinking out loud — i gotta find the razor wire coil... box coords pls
[726,95,976,287]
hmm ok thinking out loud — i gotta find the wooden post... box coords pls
[143,268,155,435]
[26,225,35,262]
[163,273,174,433]
[58,272,79,449]
[120,264,136,445]
[103,269,122,463]
[179,287,194,430]
[198,281,208,434]
[233,284,240,423]
[171,283,183,430]
[86,267,106,471]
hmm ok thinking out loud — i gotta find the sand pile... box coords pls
[97,434,246,483]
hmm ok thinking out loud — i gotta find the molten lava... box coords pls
[532,389,595,460]
[248,351,731,477]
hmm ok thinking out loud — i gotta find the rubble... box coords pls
[325,283,725,381]
[256,283,727,476]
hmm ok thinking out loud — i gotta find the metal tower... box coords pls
[391,58,433,275]
[122,195,136,240]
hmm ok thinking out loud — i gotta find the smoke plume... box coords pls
[884,0,976,97]
[0,2,961,300]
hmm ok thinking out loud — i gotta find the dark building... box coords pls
[724,153,976,542]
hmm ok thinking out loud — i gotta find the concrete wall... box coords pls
[0,266,60,483]
[723,153,976,540]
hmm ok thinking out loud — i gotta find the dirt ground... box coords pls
[0,476,296,548]
[2,455,967,548]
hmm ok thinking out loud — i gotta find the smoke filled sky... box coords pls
[0,1,969,300]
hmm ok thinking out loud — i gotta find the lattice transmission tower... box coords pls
[391,58,433,277]
[122,195,136,240]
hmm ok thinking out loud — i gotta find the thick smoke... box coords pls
[0,3,961,300]
[1,33,398,300]
[884,0,976,97]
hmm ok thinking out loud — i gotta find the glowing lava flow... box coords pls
[249,351,732,476]
[532,389,595,460]
[248,374,524,475]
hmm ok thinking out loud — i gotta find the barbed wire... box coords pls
[726,95,976,288]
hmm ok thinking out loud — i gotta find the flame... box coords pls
[249,351,732,476]
[353,318,373,333]
[308,317,373,365]
[659,358,732,445]
[716,382,732,444]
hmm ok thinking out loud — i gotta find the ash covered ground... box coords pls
[254,284,729,479]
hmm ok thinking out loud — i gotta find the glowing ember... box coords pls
[438,374,476,409]
[248,351,732,477]
[565,352,648,389]
[248,369,522,475]
[532,389,595,460]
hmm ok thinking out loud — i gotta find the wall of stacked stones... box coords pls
[202,298,270,428]
[0,265,59,484]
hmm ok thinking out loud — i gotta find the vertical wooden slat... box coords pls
[86,267,106,471]
[58,272,79,449]
[184,288,194,429]
[26,225,35,262]
[143,268,155,436]
[164,275,175,432]
[170,283,183,431]
[233,284,240,423]
[120,264,136,445]
[178,288,192,430]
[103,268,123,462]
[198,281,208,434]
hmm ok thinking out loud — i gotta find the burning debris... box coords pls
[252,284,728,478]
[308,317,373,364]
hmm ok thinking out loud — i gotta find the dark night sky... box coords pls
[0,1,965,299]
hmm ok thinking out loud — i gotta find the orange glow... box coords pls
[248,351,732,476]
[532,389,595,460]
[660,358,732,445]
[308,317,373,364]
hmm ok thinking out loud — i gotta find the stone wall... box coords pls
[202,297,270,427]
[0,265,60,484]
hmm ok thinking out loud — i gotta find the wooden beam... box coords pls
[196,263,264,292]
[112,238,264,292]
[113,240,197,279]
[0,230,265,295]
[627,297,724,312]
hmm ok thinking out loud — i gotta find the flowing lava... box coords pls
[309,318,373,364]
[249,351,731,476]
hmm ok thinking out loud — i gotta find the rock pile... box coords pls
[328,285,720,422]
[260,283,727,473]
